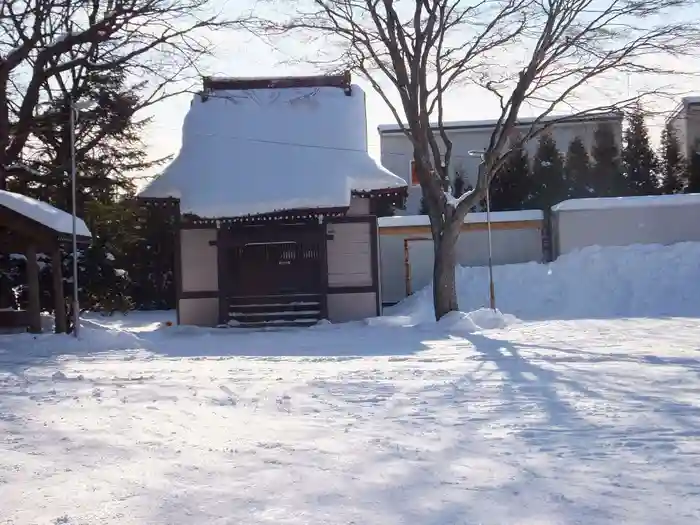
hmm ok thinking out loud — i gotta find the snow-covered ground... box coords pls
[2,243,700,524]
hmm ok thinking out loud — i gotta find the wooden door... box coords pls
[222,225,323,297]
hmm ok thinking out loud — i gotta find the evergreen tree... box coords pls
[622,106,660,196]
[5,67,171,315]
[563,136,592,199]
[418,194,430,214]
[129,202,178,310]
[659,122,686,194]
[17,67,167,213]
[590,122,625,197]
[373,199,397,217]
[489,146,532,211]
[453,169,468,198]
[451,167,484,211]
[687,144,700,194]
[418,168,448,215]
[526,133,565,210]
[80,200,139,313]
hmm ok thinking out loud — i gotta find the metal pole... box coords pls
[70,102,80,338]
[485,165,496,311]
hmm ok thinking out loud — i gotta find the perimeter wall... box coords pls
[379,193,700,306]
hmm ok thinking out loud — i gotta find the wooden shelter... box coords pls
[139,73,407,328]
[0,188,91,333]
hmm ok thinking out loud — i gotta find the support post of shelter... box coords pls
[25,243,42,334]
[52,247,67,333]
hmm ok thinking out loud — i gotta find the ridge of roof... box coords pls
[202,72,352,95]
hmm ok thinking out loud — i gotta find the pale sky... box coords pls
[140,0,699,176]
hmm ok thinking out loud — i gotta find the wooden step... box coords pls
[226,293,324,328]
[230,318,320,329]
[228,303,321,314]
[228,293,320,302]
[229,311,321,324]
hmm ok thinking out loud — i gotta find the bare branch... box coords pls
[0,0,253,185]
[246,0,697,317]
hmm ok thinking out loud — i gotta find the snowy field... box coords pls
[2,243,700,524]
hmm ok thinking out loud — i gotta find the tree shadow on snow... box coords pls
[458,330,700,456]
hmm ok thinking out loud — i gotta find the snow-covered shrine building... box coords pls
[138,73,407,327]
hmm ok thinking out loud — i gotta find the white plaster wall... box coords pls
[553,199,700,255]
[326,222,373,287]
[685,104,700,157]
[327,292,377,323]
[347,196,370,216]
[379,221,544,305]
[179,297,219,326]
[180,229,218,292]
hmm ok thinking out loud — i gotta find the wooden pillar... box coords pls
[319,221,329,321]
[25,243,42,334]
[52,247,67,333]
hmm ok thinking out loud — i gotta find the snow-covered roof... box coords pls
[378,209,543,228]
[683,96,700,106]
[139,80,406,218]
[378,111,623,134]
[552,193,700,212]
[0,190,91,237]
[3,163,42,177]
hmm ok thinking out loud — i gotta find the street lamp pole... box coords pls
[469,151,496,311]
[484,169,496,311]
[69,101,80,337]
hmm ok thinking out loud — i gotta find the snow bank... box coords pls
[0,190,91,237]
[435,308,520,333]
[370,306,519,334]
[389,242,700,322]
[139,84,405,218]
[0,326,147,365]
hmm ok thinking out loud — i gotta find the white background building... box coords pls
[667,97,700,159]
[378,113,624,215]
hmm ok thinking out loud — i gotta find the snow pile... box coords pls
[139,84,405,218]
[0,313,168,365]
[0,190,91,237]
[435,308,520,333]
[368,307,519,334]
[0,325,146,360]
[390,242,700,322]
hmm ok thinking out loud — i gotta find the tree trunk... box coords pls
[432,220,460,320]
[52,247,68,333]
[0,70,9,190]
[26,243,42,334]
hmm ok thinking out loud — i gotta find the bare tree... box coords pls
[254,0,697,319]
[0,0,251,186]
